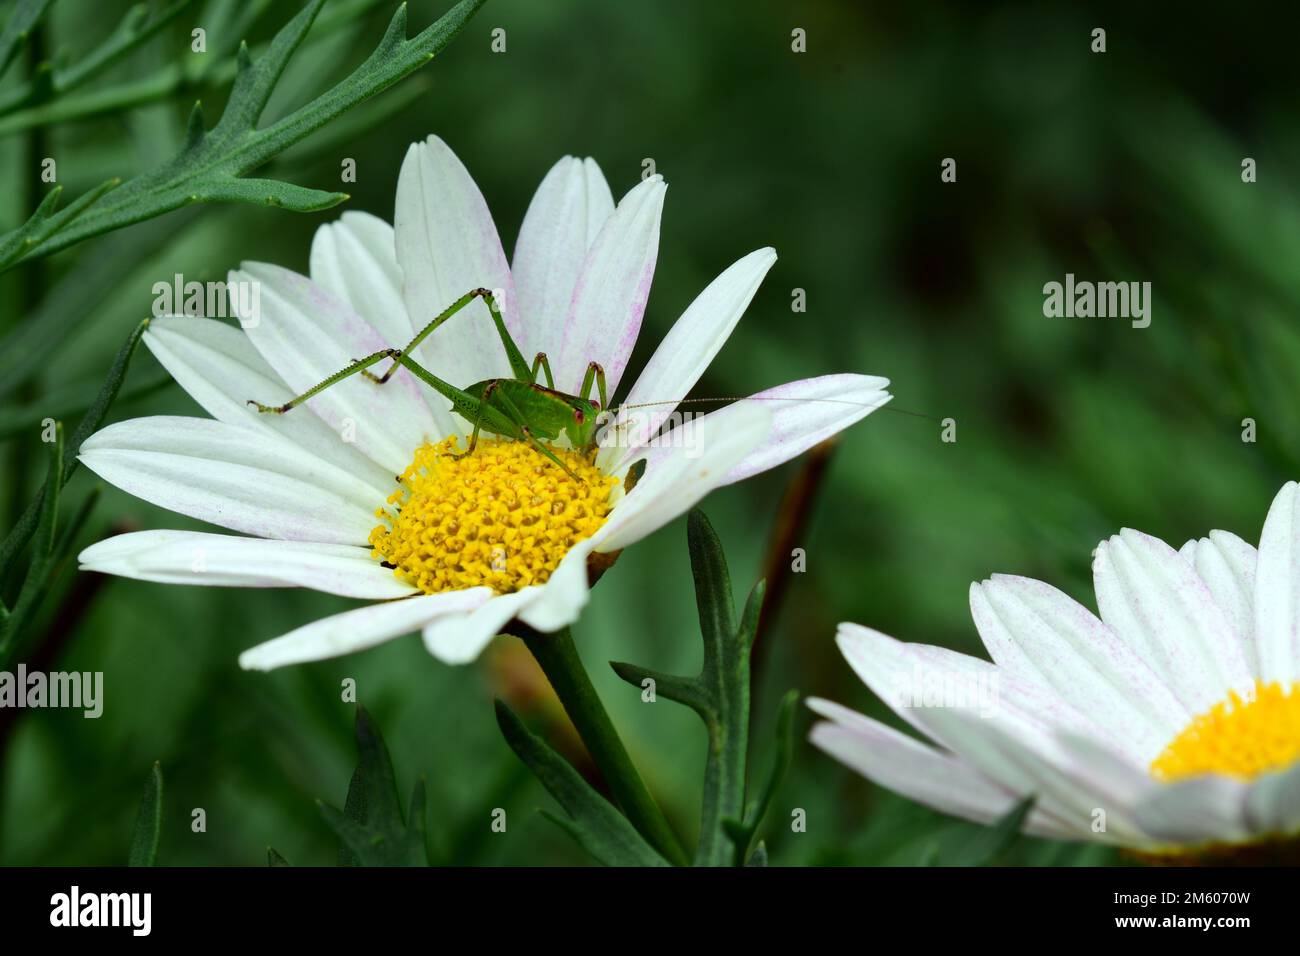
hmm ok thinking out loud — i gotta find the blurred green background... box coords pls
[2,0,1297,865]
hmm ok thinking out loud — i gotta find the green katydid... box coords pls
[248,286,896,481]
[248,288,608,481]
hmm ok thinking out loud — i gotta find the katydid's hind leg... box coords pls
[530,352,555,388]
[248,349,396,414]
[378,287,531,385]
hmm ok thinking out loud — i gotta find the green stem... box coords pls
[517,625,689,867]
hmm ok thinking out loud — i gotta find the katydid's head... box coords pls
[564,397,602,451]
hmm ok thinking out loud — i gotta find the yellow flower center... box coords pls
[1150,680,1300,782]
[369,436,616,595]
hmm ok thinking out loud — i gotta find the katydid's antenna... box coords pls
[609,395,940,422]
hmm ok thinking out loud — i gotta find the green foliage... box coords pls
[494,700,669,867]
[610,510,794,866]
[0,319,150,610]
[0,0,486,271]
[318,705,429,866]
[0,0,52,79]
[942,797,1036,867]
[127,762,163,867]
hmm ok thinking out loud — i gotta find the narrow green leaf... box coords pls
[947,796,1036,866]
[319,704,427,866]
[193,177,346,212]
[688,508,736,665]
[725,686,797,865]
[212,1,324,135]
[608,660,710,716]
[0,0,487,270]
[128,762,164,867]
[494,699,669,867]
[0,0,52,80]
[0,421,62,661]
[0,0,193,115]
[0,178,121,268]
[0,318,150,582]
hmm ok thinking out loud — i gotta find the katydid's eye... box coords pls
[574,409,585,424]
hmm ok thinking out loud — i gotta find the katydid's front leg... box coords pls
[373,288,532,385]
[530,352,555,388]
[454,380,500,460]
[578,361,608,410]
[248,349,396,413]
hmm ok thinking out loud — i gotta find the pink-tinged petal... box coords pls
[144,316,392,494]
[233,262,435,473]
[393,135,520,390]
[807,697,1076,839]
[555,176,666,395]
[1094,529,1254,714]
[971,575,1188,763]
[604,247,777,473]
[512,156,614,357]
[595,403,770,553]
[422,589,537,664]
[1181,530,1259,676]
[238,589,493,670]
[79,530,415,600]
[1254,481,1300,683]
[644,373,887,487]
[79,417,378,544]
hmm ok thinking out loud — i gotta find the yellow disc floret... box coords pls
[369,436,616,595]
[1150,680,1300,782]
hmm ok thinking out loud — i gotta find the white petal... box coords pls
[1181,530,1259,676]
[1093,529,1253,713]
[78,530,414,599]
[605,247,778,471]
[1133,776,1250,846]
[971,575,1187,763]
[807,697,1075,839]
[595,403,770,553]
[239,589,492,670]
[144,316,392,495]
[393,135,520,390]
[310,211,412,349]
[512,156,614,357]
[718,374,891,485]
[234,262,436,473]
[516,535,604,633]
[80,417,378,544]
[1254,481,1300,683]
[919,704,1148,843]
[1244,760,1300,837]
[555,176,666,395]
[834,623,1111,758]
[422,589,536,664]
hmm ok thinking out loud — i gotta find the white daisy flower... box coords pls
[78,135,890,670]
[810,481,1300,858]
